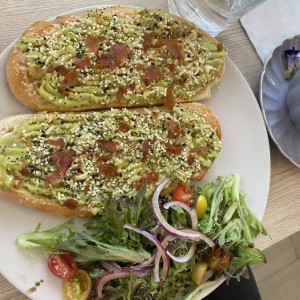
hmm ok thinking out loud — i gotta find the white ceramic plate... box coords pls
[260,34,300,167]
[0,6,270,300]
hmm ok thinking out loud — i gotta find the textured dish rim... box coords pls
[259,34,300,168]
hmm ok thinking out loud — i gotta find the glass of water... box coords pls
[168,0,265,37]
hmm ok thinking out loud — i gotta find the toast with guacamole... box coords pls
[0,103,222,217]
[6,6,225,112]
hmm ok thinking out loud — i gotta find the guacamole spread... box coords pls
[16,8,225,109]
[0,106,222,214]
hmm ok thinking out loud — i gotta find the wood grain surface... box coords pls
[1,0,300,299]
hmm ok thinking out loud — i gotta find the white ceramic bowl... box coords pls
[260,35,300,167]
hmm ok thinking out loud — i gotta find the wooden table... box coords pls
[1,0,300,299]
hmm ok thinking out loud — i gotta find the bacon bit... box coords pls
[143,32,155,51]
[48,138,65,148]
[118,121,131,132]
[165,142,183,156]
[56,65,69,76]
[96,155,112,163]
[181,129,186,136]
[158,49,168,63]
[46,64,55,73]
[190,145,211,153]
[45,150,75,184]
[155,38,184,61]
[64,199,78,209]
[168,120,181,139]
[97,54,117,69]
[72,55,91,68]
[20,167,34,177]
[83,184,90,193]
[152,111,159,119]
[116,87,127,101]
[164,80,178,110]
[168,63,176,77]
[98,163,118,177]
[128,83,136,91]
[85,34,99,53]
[110,43,129,65]
[134,171,158,191]
[99,140,117,153]
[151,136,157,144]
[187,153,195,165]
[136,63,145,70]
[141,139,150,162]
[217,43,224,51]
[142,65,164,81]
[44,171,62,185]
[59,68,78,90]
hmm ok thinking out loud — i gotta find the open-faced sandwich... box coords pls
[0,103,222,217]
[6,7,225,112]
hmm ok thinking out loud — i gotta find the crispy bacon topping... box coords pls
[155,38,184,61]
[97,54,117,69]
[20,167,34,177]
[110,43,129,65]
[142,65,164,81]
[48,138,65,148]
[168,120,181,139]
[118,121,131,132]
[85,34,99,53]
[45,150,75,184]
[187,153,195,165]
[164,80,177,110]
[143,32,155,51]
[96,155,112,163]
[59,68,78,90]
[134,171,158,191]
[141,139,150,162]
[56,65,69,76]
[46,64,55,73]
[190,145,211,153]
[64,198,78,209]
[165,142,183,156]
[72,55,91,68]
[116,87,127,101]
[98,163,118,177]
[100,140,117,153]
[128,83,136,91]
[136,63,145,70]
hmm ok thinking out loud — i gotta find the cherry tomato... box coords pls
[47,253,78,279]
[172,183,194,206]
[196,195,208,218]
[208,248,230,272]
[63,269,92,300]
[191,261,208,284]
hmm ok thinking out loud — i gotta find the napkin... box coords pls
[240,0,300,63]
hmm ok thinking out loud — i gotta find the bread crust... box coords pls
[6,6,225,112]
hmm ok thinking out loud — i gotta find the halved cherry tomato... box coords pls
[47,253,78,279]
[63,269,92,300]
[207,247,230,272]
[172,183,194,206]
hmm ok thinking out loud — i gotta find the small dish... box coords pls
[260,34,300,167]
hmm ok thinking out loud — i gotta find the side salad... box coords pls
[17,173,267,299]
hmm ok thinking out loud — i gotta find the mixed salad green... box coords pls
[17,174,267,299]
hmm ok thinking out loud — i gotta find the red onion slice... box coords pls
[96,268,149,299]
[124,224,170,282]
[152,179,215,247]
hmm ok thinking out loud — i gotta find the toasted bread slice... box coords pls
[6,6,225,112]
[0,103,221,217]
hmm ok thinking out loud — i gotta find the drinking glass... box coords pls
[168,0,265,36]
